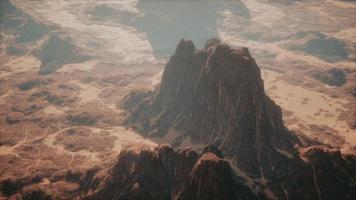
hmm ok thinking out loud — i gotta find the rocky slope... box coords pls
[123,39,356,199]
[85,144,257,200]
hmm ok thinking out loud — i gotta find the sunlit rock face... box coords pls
[123,39,356,199]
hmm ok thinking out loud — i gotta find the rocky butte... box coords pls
[121,39,356,200]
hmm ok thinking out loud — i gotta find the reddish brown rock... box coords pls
[299,146,356,200]
[123,39,356,199]
[86,144,257,200]
[177,152,238,200]
[86,144,198,200]
[124,39,300,178]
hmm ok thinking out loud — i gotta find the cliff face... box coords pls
[123,39,356,199]
[124,39,299,176]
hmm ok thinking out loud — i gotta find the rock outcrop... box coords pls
[299,146,356,200]
[123,39,356,199]
[86,144,257,200]
[124,39,299,176]
[177,152,241,200]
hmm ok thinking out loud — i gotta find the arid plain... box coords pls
[0,0,355,199]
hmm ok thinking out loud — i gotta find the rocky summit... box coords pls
[123,39,356,199]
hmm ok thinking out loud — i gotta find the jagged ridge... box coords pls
[86,144,257,200]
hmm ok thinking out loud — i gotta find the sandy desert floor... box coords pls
[0,0,355,197]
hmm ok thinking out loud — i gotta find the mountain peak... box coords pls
[175,39,195,58]
[122,39,356,199]
[203,37,221,49]
[124,39,295,175]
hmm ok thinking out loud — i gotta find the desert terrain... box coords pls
[0,0,355,199]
